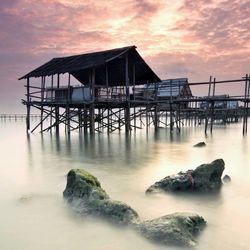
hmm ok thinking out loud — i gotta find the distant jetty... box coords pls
[0,114,41,121]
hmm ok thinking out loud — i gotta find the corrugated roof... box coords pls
[146,78,192,97]
[19,46,161,86]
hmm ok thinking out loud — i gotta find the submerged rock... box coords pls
[136,212,206,248]
[63,169,139,225]
[222,174,231,183]
[193,142,206,147]
[63,168,206,247]
[146,159,225,193]
[19,194,33,202]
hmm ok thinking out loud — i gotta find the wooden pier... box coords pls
[0,114,41,121]
[19,46,250,135]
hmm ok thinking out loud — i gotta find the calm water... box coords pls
[1,120,250,250]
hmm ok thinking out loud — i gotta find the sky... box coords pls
[0,0,249,112]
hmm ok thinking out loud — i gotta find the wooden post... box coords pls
[154,80,158,130]
[90,68,95,134]
[83,104,88,133]
[133,64,136,131]
[55,74,60,134]
[165,110,168,127]
[78,108,82,132]
[125,53,131,133]
[210,78,216,133]
[125,105,130,133]
[118,108,121,132]
[243,74,248,135]
[177,81,181,132]
[246,75,250,135]
[97,108,101,132]
[146,104,149,132]
[170,80,173,132]
[50,75,54,131]
[106,63,109,100]
[107,108,110,133]
[66,73,71,135]
[205,76,212,135]
[40,76,45,132]
[105,63,110,133]
[26,77,30,133]
[195,98,197,126]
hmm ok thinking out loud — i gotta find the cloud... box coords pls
[177,0,250,54]
[0,0,20,8]
[147,50,249,97]
[0,0,249,112]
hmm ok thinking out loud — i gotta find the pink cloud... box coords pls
[0,0,249,112]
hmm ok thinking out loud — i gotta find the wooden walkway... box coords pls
[0,114,41,120]
[20,74,250,135]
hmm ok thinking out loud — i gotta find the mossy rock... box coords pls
[63,169,109,201]
[63,168,206,247]
[192,159,225,191]
[146,159,225,193]
[136,212,206,247]
[63,168,139,225]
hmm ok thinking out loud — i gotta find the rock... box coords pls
[222,174,231,183]
[136,212,206,248]
[193,142,206,147]
[19,194,33,202]
[63,169,139,225]
[63,169,206,247]
[146,159,225,193]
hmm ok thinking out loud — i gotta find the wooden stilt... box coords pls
[154,105,158,129]
[84,104,88,133]
[245,75,250,135]
[66,73,71,135]
[55,74,60,134]
[243,74,248,135]
[165,110,168,127]
[78,108,82,132]
[146,105,149,132]
[107,109,110,133]
[50,75,54,132]
[205,76,212,135]
[125,53,131,134]
[40,76,45,132]
[210,78,216,134]
[170,80,173,132]
[26,77,30,133]
[195,99,197,127]
[90,68,95,134]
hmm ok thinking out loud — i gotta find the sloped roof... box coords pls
[146,78,192,97]
[19,46,160,86]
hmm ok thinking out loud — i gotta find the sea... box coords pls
[0,120,250,250]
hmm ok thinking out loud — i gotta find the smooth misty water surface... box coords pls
[1,120,250,250]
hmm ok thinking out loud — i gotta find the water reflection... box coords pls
[1,121,250,250]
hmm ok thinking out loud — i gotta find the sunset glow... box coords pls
[0,0,249,111]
